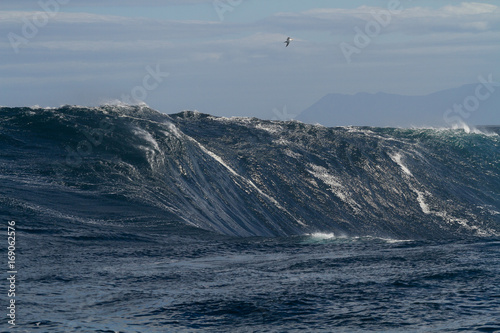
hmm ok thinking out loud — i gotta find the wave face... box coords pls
[1,105,499,238]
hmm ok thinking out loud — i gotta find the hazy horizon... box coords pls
[2,0,499,123]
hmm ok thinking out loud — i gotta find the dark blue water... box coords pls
[11,228,500,332]
[1,105,499,332]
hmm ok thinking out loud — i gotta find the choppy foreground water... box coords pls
[11,227,500,332]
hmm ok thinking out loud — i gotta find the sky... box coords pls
[1,0,499,120]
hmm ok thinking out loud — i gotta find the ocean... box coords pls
[1,105,499,332]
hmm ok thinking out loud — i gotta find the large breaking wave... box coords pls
[1,105,498,238]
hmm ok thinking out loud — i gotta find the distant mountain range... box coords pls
[297,83,500,127]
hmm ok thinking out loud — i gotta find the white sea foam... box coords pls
[101,98,150,108]
[380,238,414,244]
[390,153,413,176]
[410,122,499,137]
[284,149,301,159]
[255,123,282,134]
[415,189,431,214]
[132,128,159,151]
[273,138,293,146]
[309,232,336,239]
[307,164,361,213]
[164,122,183,138]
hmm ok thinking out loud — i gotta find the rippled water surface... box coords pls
[13,226,500,332]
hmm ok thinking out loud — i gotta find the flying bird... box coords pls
[284,37,293,47]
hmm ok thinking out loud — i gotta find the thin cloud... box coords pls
[266,2,500,34]
[0,0,215,10]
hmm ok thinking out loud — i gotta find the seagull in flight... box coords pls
[284,37,293,47]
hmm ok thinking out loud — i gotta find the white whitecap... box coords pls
[309,232,335,239]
